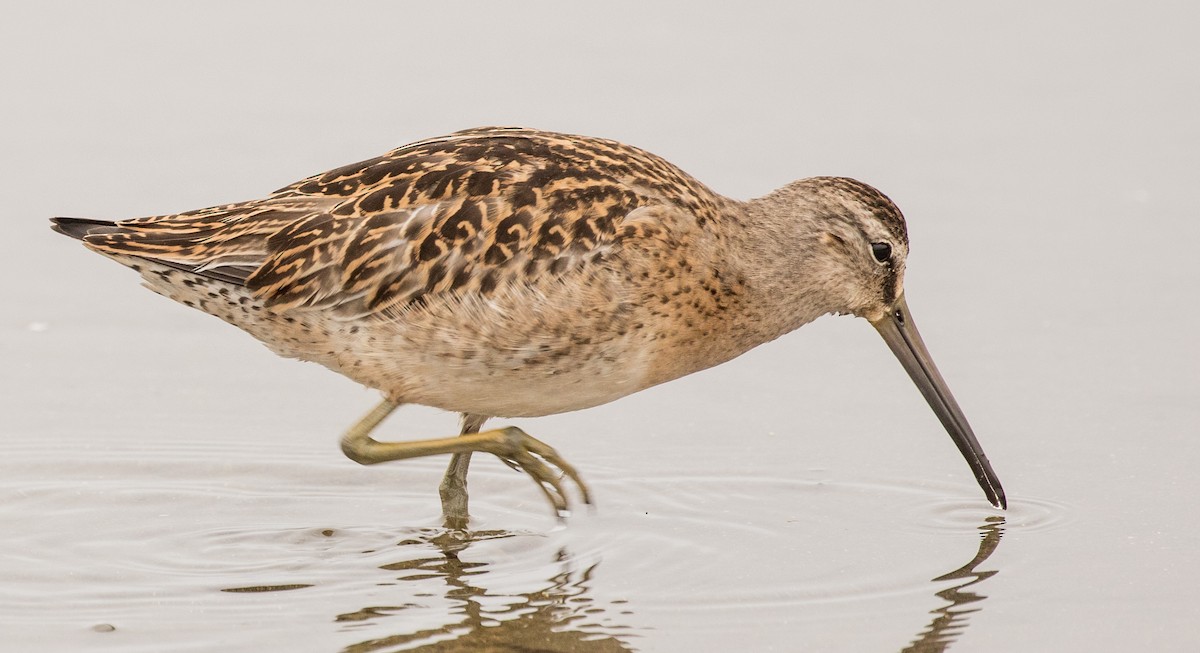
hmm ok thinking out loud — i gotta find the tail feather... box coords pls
[50,216,253,286]
[50,217,120,240]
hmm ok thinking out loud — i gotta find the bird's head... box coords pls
[754,177,1005,509]
[766,176,911,322]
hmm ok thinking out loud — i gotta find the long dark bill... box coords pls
[870,294,1006,509]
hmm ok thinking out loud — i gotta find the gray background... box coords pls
[2,2,1198,651]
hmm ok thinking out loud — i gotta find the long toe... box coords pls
[489,427,589,518]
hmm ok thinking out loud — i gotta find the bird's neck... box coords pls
[717,191,841,341]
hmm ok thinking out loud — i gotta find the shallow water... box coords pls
[3,2,1199,651]
[1,433,1041,652]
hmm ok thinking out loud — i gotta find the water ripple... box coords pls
[901,494,1073,534]
[2,436,1016,650]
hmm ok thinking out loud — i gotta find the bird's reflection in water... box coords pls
[337,529,637,653]
[901,516,1005,653]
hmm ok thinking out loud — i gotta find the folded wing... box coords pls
[76,127,725,319]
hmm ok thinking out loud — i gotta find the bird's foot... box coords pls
[483,426,592,520]
[439,478,471,531]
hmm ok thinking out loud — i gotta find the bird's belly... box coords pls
[137,260,740,418]
[403,356,647,417]
[270,281,660,417]
[327,326,653,417]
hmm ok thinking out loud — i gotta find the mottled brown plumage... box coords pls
[52,127,1003,524]
[84,127,727,316]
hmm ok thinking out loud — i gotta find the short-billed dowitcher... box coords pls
[52,127,1005,526]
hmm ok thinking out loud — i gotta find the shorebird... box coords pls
[51,127,1005,526]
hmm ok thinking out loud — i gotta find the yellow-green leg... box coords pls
[340,399,591,520]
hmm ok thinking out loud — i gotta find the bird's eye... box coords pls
[871,242,892,263]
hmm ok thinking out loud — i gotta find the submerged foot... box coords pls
[439,477,471,531]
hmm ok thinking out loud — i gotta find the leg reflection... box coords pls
[337,529,636,653]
